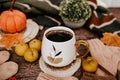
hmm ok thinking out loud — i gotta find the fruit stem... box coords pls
[10,0,16,11]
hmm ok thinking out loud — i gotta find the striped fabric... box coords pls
[86,0,120,37]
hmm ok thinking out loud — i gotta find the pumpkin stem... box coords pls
[10,0,16,11]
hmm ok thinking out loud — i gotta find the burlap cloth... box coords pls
[8,8,120,80]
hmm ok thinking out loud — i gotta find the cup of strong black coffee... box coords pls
[41,26,76,67]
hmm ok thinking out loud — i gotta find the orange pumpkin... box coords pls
[0,9,27,33]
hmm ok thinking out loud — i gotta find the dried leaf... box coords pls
[101,32,120,47]
[0,33,23,50]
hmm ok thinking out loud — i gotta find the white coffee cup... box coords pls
[41,26,76,67]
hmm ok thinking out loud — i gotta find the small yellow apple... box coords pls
[29,39,41,51]
[24,48,39,62]
[15,42,28,56]
[82,56,98,72]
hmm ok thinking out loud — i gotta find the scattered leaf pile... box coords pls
[100,32,120,47]
[0,33,23,50]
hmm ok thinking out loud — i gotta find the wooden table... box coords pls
[8,8,120,80]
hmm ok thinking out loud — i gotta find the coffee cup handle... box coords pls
[75,40,89,59]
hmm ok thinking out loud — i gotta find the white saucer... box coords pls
[39,57,81,77]
[22,19,41,42]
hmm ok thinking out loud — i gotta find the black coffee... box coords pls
[46,30,73,42]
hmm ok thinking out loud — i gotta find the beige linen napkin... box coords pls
[37,72,78,80]
[88,39,120,76]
